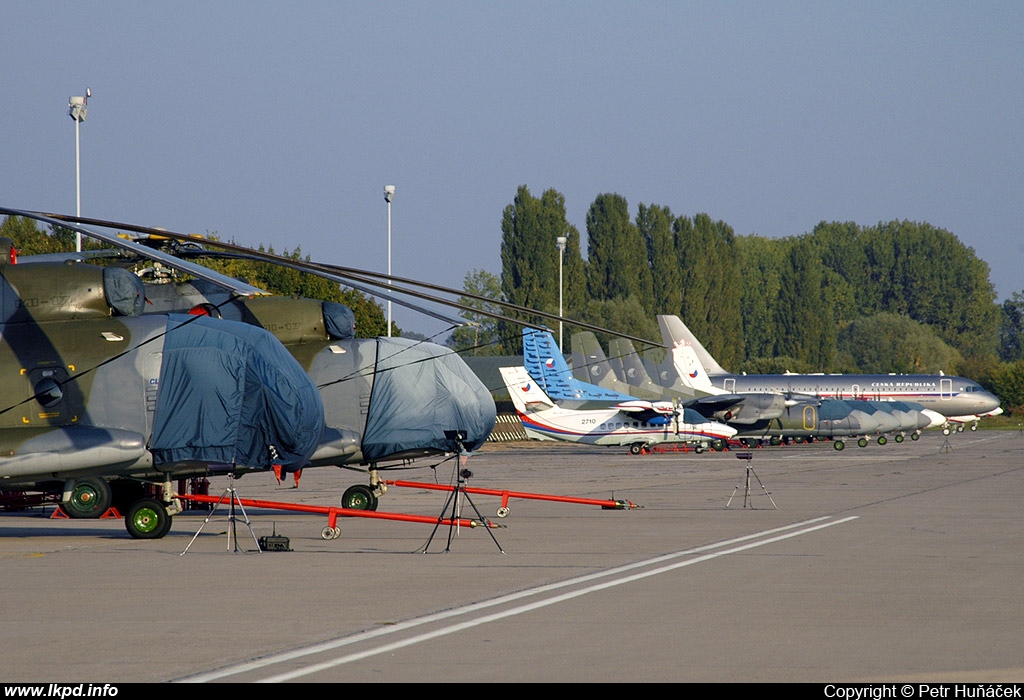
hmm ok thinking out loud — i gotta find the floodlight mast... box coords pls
[68,88,91,252]
[384,185,395,337]
[556,236,567,349]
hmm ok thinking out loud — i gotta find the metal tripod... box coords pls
[181,473,262,554]
[421,431,504,554]
[726,452,777,509]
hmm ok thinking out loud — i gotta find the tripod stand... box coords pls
[726,452,777,509]
[421,431,504,554]
[181,472,262,555]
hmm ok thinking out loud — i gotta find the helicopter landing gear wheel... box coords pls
[64,477,112,519]
[341,484,378,511]
[125,498,172,539]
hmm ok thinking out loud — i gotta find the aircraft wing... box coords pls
[614,399,676,425]
[681,395,748,420]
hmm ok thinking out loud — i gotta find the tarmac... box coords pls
[1,429,1022,684]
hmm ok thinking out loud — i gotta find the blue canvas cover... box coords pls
[323,301,355,339]
[361,338,496,461]
[102,266,146,317]
[150,314,324,470]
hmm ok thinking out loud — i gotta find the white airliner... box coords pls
[657,315,1001,434]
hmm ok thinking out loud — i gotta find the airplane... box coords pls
[658,314,1000,434]
[0,208,497,538]
[499,365,738,454]
[567,326,946,449]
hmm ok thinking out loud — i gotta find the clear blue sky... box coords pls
[3,2,1021,339]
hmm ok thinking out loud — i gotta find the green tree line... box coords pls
[453,185,1024,416]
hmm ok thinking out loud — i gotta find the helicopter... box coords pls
[0,207,497,539]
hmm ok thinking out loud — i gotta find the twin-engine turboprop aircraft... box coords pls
[499,366,737,454]
[506,329,736,453]
[0,207,496,538]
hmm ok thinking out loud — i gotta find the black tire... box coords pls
[110,480,145,514]
[125,499,172,539]
[712,439,726,452]
[629,443,643,455]
[911,432,920,441]
[769,436,782,446]
[341,484,378,511]
[857,437,868,448]
[895,434,904,443]
[878,436,887,445]
[833,440,845,451]
[63,477,112,519]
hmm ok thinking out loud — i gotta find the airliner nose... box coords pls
[978,391,1001,413]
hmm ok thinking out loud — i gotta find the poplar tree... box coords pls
[675,213,743,371]
[636,203,680,316]
[585,193,652,311]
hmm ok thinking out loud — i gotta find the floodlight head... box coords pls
[556,236,567,251]
[68,95,88,122]
[383,184,395,203]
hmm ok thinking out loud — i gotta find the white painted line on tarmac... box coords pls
[177,515,857,683]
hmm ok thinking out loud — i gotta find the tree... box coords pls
[774,237,834,369]
[675,213,743,371]
[986,359,1024,417]
[734,234,784,367]
[500,186,581,347]
[578,296,659,349]
[447,269,507,355]
[836,312,961,373]
[863,220,999,358]
[636,203,680,315]
[585,193,652,310]
[998,292,1024,362]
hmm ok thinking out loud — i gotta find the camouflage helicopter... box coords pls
[0,207,496,539]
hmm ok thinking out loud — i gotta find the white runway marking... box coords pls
[177,515,857,683]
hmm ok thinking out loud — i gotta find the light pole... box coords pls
[384,185,395,337]
[68,88,91,252]
[556,236,567,350]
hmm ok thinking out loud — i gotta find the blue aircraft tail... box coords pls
[522,328,638,402]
